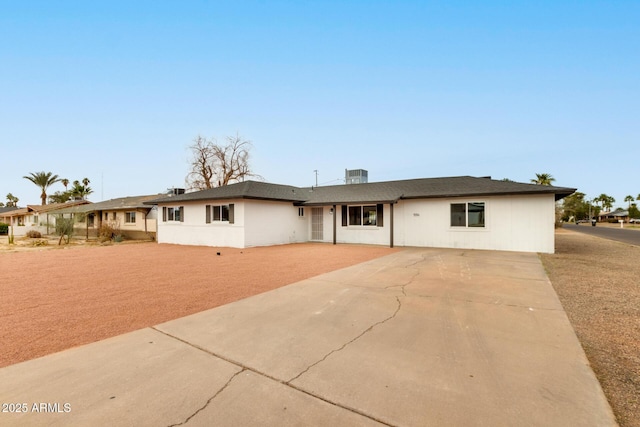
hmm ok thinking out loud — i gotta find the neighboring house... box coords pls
[598,210,629,223]
[53,195,160,239]
[25,201,91,228]
[0,201,90,236]
[0,206,23,227]
[147,176,576,254]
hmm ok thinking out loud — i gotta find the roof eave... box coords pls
[149,195,307,205]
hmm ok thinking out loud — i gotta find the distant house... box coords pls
[147,176,575,254]
[0,201,90,236]
[53,195,160,239]
[0,206,22,228]
[0,206,25,226]
[598,209,629,223]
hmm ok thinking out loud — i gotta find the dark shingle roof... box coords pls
[0,206,21,215]
[145,176,576,206]
[82,195,161,211]
[146,181,308,204]
[303,176,575,205]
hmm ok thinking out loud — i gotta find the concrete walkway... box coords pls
[0,248,616,426]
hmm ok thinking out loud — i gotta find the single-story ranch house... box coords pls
[0,200,90,236]
[147,176,575,254]
[53,195,160,239]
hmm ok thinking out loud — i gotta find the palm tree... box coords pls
[23,171,60,205]
[596,194,615,212]
[530,173,555,186]
[70,181,93,200]
[624,195,634,210]
[6,193,19,207]
[61,178,69,190]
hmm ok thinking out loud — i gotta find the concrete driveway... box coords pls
[0,248,616,426]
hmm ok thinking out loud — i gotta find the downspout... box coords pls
[389,202,394,248]
[333,204,337,245]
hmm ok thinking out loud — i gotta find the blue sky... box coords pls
[1,1,638,208]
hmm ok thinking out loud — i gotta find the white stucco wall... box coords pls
[156,194,557,253]
[157,199,307,248]
[244,200,307,247]
[157,200,246,248]
[394,194,556,253]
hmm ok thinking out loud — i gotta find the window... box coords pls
[298,207,304,217]
[362,205,377,226]
[125,212,136,224]
[343,205,383,227]
[211,205,229,221]
[206,204,234,224]
[112,212,116,221]
[451,204,466,227]
[451,202,485,228]
[468,202,485,227]
[163,206,184,222]
[348,206,362,225]
[104,213,108,221]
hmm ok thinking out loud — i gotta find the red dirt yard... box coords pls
[0,242,398,368]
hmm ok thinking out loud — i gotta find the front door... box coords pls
[311,208,323,241]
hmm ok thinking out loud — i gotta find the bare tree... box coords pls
[186,133,260,190]
[186,135,216,190]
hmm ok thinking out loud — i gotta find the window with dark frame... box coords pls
[451,203,466,227]
[348,206,362,225]
[163,206,184,222]
[451,202,485,228]
[362,205,377,226]
[468,202,485,227]
[347,205,379,226]
[208,205,230,222]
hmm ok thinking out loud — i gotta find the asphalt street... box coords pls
[564,223,640,246]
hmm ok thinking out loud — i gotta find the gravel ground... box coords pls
[0,241,397,368]
[540,229,640,427]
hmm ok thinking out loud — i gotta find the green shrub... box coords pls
[26,230,42,238]
[55,216,75,245]
[0,223,8,235]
